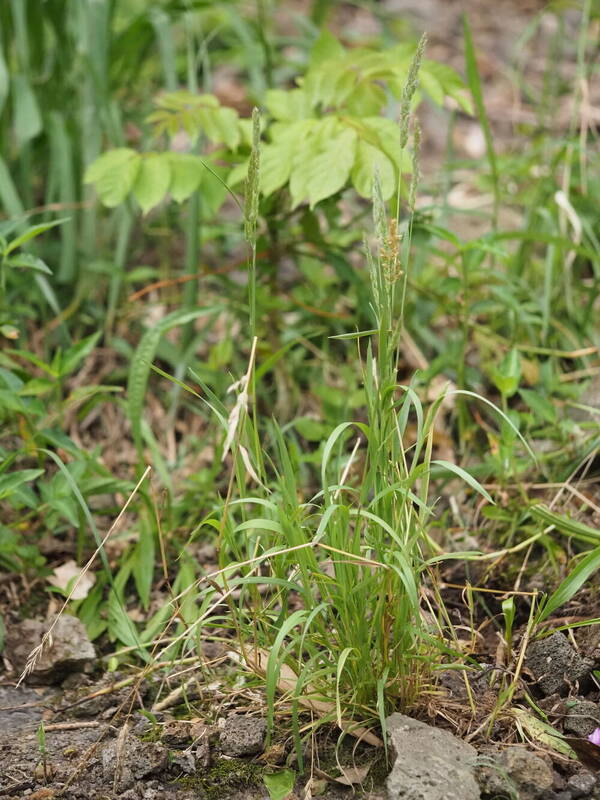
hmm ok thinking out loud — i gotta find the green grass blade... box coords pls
[463,16,500,227]
[536,545,600,625]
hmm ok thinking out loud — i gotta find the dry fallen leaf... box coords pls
[244,647,383,747]
[47,560,95,600]
[314,763,372,786]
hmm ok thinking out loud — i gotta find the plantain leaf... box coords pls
[263,769,296,800]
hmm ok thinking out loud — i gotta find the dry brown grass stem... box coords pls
[16,466,152,686]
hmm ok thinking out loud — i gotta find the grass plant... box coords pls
[0,0,599,777]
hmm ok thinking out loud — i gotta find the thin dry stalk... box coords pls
[17,466,152,686]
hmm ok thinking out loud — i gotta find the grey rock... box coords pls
[5,615,96,685]
[131,712,153,737]
[170,749,197,774]
[160,719,192,747]
[0,685,46,732]
[567,771,597,799]
[438,666,496,701]
[526,633,592,696]
[476,746,553,800]
[386,713,480,800]
[219,714,267,757]
[563,700,599,737]
[102,732,168,792]
[569,375,600,423]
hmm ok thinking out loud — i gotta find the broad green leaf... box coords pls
[362,118,412,171]
[289,132,316,209]
[351,140,395,199]
[215,106,240,149]
[520,389,556,424]
[265,88,311,121]
[260,140,294,196]
[12,74,42,147]
[84,148,141,208]
[419,67,444,106]
[133,154,171,214]
[306,128,357,208]
[310,29,345,68]
[0,469,44,501]
[227,159,248,188]
[59,332,101,377]
[0,325,19,340]
[345,81,387,115]
[263,769,296,800]
[424,60,473,115]
[168,153,203,202]
[6,254,52,274]
[492,348,521,398]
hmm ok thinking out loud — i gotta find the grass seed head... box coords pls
[244,107,261,245]
[399,33,427,150]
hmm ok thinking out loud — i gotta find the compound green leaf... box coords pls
[133,154,171,214]
[345,81,387,115]
[84,148,141,208]
[362,118,412,171]
[260,139,293,196]
[306,128,357,208]
[310,29,345,68]
[168,153,204,202]
[351,140,395,199]
[265,88,311,121]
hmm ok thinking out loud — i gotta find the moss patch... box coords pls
[176,757,264,799]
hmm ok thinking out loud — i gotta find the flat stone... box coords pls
[102,732,168,792]
[0,685,46,732]
[477,746,553,800]
[219,714,267,757]
[526,632,592,696]
[563,699,599,737]
[567,770,597,798]
[5,615,96,685]
[386,713,480,800]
